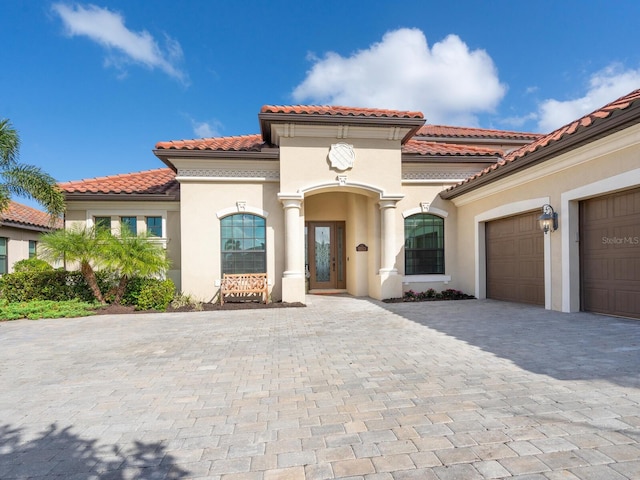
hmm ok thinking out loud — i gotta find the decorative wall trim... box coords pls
[177,167,280,180]
[402,205,449,218]
[402,170,480,180]
[216,204,269,219]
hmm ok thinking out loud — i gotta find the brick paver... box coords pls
[1,295,639,479]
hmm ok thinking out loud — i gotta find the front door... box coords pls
[307,222,346,290]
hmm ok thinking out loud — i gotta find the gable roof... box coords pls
[417,124,542,142]
[260,105,424,119]
[59,168,179,201]
[155,134,267,152]
[402,139,503,158]
[441,89,640,199]
[258,104,426,145]
[1,201,62,231]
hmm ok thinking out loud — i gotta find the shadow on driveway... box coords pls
[378,298,640,388]
[0,423,188,479]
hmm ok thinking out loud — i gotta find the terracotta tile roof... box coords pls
[260,105,424,119]
[155,134,267,151]
[1,201,62,229]
[403,140,503,157]
[443,89,640,196]
[417,124,542,141]
[59,168,178,196]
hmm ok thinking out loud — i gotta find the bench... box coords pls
[220,273,269,305]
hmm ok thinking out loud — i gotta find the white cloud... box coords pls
[536,64,640,132]
[52,3,187,83]
[193,121,220,138]
[292,28,506,126]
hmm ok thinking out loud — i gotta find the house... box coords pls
[0,201,62,274]
[59,89,640,319]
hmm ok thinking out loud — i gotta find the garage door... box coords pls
[580,187,640,318]
[486,211,544,305]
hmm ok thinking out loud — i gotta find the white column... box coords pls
[279,196,306,303]
[379,199,398,274]
[282,198,304,277]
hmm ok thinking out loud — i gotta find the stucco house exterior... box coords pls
[59,89,640,319]
[0,201,62,274]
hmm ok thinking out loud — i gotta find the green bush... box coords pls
[136,278,175,311]
[0,299,96,320]
[0,270,116,303]
[13,258,54,273]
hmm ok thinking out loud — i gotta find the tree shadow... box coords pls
[0,423,188,479]
[378,298,640,388]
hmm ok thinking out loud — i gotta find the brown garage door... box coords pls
[580,187,640,318]
[486,211,544,305]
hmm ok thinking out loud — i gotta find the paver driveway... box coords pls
[1,295,639,479]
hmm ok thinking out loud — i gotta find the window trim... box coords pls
[220,213,267,275]
[404,213,445,275]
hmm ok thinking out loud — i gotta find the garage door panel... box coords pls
[486,211,544,306]
[581,187,640,318]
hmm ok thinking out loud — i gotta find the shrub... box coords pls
[13,258,54,273]
[136,278,176,311]
[0,299,96,320]
[170,292,203,311]
[0,270,116,303]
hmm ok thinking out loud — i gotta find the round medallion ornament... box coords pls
[328,143,355,171]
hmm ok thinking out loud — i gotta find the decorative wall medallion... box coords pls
[329,143,355,171]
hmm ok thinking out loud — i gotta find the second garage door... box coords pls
[580,187,640,319]
[486,211,544,305]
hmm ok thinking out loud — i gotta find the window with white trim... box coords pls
[220,214,266,274]
[404,213,445,274]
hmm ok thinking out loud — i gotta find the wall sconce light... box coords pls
[538,204,558,234]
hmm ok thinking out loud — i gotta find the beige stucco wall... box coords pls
[178,181,283,302]
[0,226,46,273]
[63,201,181,289]
[450,124,640,311]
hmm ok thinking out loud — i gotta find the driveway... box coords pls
[1,295,639,479]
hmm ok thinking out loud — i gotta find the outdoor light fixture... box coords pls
[538,204,558,234]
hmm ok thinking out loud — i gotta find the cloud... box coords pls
[292,28,506,126]
[52,3,187,84]
[192,120,221,138]
[536,64,640,132]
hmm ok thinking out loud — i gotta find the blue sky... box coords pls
[2,1,639,210]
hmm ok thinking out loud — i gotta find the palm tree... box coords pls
[104,226,170,304]
[0,119,65,219]
[38,226,109,304]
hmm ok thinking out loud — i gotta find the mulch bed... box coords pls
[94,301,306,315]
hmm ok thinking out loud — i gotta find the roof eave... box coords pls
[153,148,280,171]
[259,112,425,144]
[0,220,58,232]
[64,192,180,202]
[440,103,640,200]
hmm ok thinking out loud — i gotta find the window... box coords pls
[94,216,111,232]
[220,214,266,274]
[0,238,7,274]
[120,216,137,235]
[404,214,444,274]
[146,216,162,237]
[29,240,37,258]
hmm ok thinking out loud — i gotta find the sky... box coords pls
[2,1,640,210]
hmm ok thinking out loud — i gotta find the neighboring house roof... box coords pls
[417,124,542,141]
[441,88,640,199]
[1,201,62,231]
[59,168,179,201]
[155,134,267,151]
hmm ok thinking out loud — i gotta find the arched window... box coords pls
[220,214,266,274]
[404,214,444,274]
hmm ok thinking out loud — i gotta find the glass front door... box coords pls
[307,222,346,290]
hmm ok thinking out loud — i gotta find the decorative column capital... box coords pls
[278,194,303,210]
